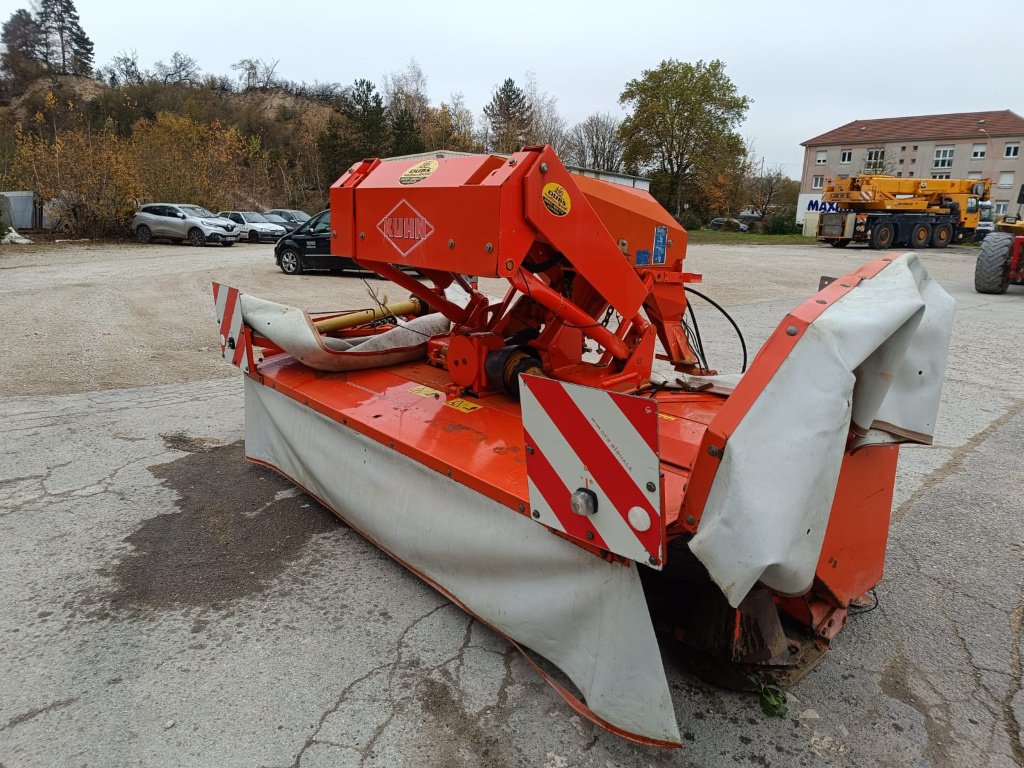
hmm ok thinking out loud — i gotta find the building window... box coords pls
[900,145,906,151]
[995,201,1009,216]
[898,159,904,165]
[913,145,918,150]
[968,171,983,179]
[1006,143,1020,158]
[896,172,902,177]
[911,158,916,165]
[815,150,827,165]
[999,171,1015,188]
[909,171,915,177]
[840,149,852,164]
[933,146,954,168]
[972,143,987,159]
[812,175,824,189]
[864,149,885,172]
[931,173,951,179]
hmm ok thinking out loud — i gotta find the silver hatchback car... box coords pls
[131,203,240,246]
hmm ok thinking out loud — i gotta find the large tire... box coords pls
[830,239,851,248]
[135,224,152,244]
[279,248,302,275]
[869,222,895,249]
[974,232,1014,294]
[909,222,931,248]
[931,222,953,248]
[187,227,206,247]
[248,230,261,243]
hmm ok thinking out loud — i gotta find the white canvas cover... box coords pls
[689,254,954,607]
[243,378,681,746]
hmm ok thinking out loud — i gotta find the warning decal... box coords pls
[541,183,571,217]
[399,159,439,185]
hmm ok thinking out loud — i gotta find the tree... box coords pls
[100,49,148,86]
[37,0,93,75]
[1,9,46,87]
[154,51,201,86]
[619,59,750,217]
[482,78,532,154]
[382,59,430,128]
[746,164,798,219]
[563,112,624,171]
[421,94,481,152]
[390,105,424,156]
[231,57,279,91]
[522,72,565,153]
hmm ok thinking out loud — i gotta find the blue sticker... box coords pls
[653,226,668,264]
[635,249,652,266]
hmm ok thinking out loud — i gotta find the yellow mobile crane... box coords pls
[816,175,991,249]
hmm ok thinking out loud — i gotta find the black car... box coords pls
[264,212,298,233]
[274,210,355,274]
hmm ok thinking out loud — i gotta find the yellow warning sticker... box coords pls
[409,385,443,398]
[541,183,571,217]
[658,413,678,421]
[399,159,439,185]
[445,398,483,414]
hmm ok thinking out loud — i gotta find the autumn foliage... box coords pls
[9,92,277,236]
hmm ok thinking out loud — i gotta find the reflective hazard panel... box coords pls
[520,375,664,569]
[212,282,251,373]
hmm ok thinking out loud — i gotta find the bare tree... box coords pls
[522,72,566,153]
[231,57,279,91]
[382,58,430,125]
[745,159,799,219]
[100,48,147,86]
[154,51,200,86]
[563,112,623,171]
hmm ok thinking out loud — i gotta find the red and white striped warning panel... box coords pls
[212,282,250,372]
[520,375,664,569]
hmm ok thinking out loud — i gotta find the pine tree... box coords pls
[482,78,532,154]
[37,0,93,75]
[390,105,424,156]
[1,9,46,86]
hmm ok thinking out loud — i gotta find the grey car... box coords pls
[217,211,287,243]
[131,204,240,246]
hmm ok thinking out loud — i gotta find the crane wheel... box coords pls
[909,223,932,248]
[869,222,895,249]
[931,223,953,248]
[974,232,1014,294]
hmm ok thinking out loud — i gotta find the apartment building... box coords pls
[798,110,1024,223]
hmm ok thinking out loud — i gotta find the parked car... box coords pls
[707,217,749,232]
[264,212,298,233]
[217,211,287,243]
[274,210,354,274]
[266,209,312,227]
[131,204,239,246]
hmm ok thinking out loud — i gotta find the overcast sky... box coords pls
[16,0,1020,178]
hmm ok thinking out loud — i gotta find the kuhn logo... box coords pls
[377,199,434,257]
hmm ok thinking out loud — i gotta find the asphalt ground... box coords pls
[1,239,1022,767]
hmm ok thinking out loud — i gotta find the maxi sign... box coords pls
[795,193,852,224]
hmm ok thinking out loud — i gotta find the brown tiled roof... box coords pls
[802,110,1024,146]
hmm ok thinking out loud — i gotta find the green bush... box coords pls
[767,205,800,235]
[679,210,702,231]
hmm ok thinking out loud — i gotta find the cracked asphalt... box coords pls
[0,240,1022,767]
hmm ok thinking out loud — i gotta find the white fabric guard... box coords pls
[689,254,954,607]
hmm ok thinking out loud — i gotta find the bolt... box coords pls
[531,509,540,519]
[540,162,548,173]
[446,468,452,477]
[526,445,535,455]
[518,503,525,513]
[359,232,365,240]
[685,514,696,525]
[648,556,658,566]
[667,240,673,247]
[509,158,517,165]
[786,325,798,336]
[645,481,656,492]
[504,259,514,271]
[708,445,723,458]
[816,299,827,304]
[585,531,594,541]
[448,239,455,249]
[486,243,493,253]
